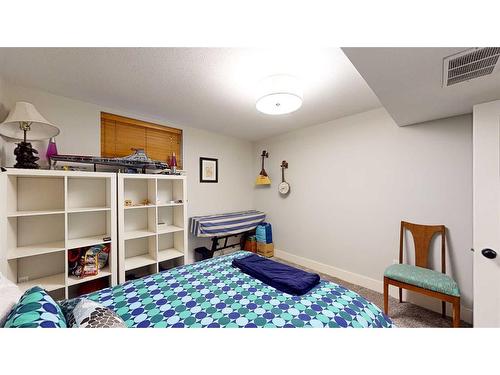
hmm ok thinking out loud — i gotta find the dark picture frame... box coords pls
[199,157,218,183]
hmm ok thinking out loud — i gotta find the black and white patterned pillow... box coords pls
[67,299,126,328]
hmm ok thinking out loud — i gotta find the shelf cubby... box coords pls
[123,206,156,240]
[159,258,184,272]
[67,277,111,299]
[15,251,66,292]
[125,264,158,282]
[67,210,112,248]
[157,205,184,234]
[158,232,184,262]
[67,176,111,210]
[124,236,157,271]
[157,178,184,205]
[7,214,65,260]
[123,177,156,207]
[6,174,65,215]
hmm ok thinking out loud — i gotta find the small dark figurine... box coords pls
[14,141,40,169]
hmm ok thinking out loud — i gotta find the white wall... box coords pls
[0,81,254,262]
[253,108,473,321]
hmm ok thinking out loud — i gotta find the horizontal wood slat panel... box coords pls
[100,112,182,168]
[115,121,146,156]
[146,128,182,166]
[101,112,182,134]
[101,119,116,157]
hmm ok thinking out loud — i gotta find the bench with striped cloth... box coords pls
[190,210,266,238]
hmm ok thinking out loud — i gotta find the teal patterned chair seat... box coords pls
[384,264,460,297]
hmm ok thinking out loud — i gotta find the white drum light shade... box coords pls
[0,101,59,141]
[256,75,303,115]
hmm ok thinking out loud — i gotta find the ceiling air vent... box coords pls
[443,47,500,87]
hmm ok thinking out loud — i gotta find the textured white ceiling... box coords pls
[0,48,381,141]
[343,47,500,126]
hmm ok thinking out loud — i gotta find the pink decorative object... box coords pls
[46,137,58,168]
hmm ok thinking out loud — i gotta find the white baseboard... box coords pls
[274,249,473,324]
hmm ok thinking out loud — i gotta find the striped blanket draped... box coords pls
[190,210,266,237]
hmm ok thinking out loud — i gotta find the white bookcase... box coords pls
[117,174,187,283]
[0,169,117,300]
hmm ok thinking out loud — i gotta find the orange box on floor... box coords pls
[256,242,274,258]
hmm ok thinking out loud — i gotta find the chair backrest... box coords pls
[399,221,446,273]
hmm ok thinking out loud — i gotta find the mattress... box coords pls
[190,210,266,237]
[63,251,393,328]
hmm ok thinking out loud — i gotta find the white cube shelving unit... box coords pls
[118,174,187,283]
[0,169,117,300]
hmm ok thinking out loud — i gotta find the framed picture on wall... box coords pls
[200,157,218,183]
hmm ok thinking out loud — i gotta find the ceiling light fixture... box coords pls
[256,75,303,115]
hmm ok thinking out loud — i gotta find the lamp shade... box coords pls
[0,101,59,141]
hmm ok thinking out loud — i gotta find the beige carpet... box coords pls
[274,257,471,328]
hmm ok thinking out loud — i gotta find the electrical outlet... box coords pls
[18,276,29,283]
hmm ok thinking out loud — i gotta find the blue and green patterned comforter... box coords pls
[66,251,393,328]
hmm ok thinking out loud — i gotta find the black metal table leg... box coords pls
[194,230,256,261]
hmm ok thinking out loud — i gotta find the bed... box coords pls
[61,251,393,328]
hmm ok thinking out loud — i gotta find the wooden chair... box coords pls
[383,221,461,327]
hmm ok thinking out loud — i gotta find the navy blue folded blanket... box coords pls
[232,254,320,295]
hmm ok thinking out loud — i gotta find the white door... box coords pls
[473,99,500,327]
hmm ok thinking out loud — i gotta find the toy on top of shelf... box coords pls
[124,199,155,207]
[50,148,170,173]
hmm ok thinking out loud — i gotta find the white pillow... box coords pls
[0,273,23,327]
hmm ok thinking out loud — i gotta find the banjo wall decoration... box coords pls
[279,160,290,195]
